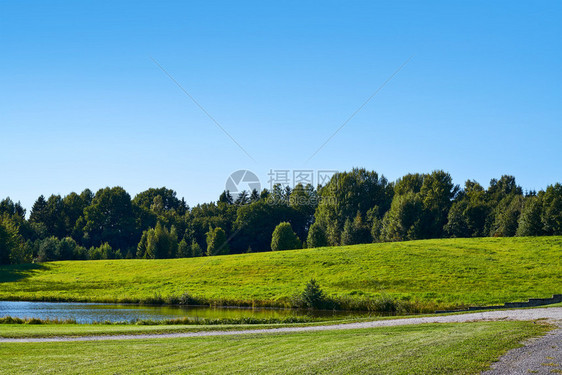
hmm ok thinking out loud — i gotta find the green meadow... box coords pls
[0,237,560,310]
[0,321,550,375]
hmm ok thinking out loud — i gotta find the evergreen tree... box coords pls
[381,192,424,241]
[206,227,230,256]
[541,183,562,235]
[340,218,354,246]
[139,222,178,259]
[177,239,191,258]
[191,240,203,257]
[517,196,543,236]
[306,222,328,248]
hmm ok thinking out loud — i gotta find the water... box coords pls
[0,301,366,324]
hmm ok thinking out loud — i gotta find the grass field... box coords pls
[0,321,550,374]
[0,314,451,339]
[0,237,560,310]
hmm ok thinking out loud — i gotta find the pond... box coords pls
[0,301,369,324]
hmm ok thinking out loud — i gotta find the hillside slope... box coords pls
[0,237,560,310]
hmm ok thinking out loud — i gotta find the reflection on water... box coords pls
[0,301,368,324]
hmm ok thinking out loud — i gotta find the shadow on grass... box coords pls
[0,263,48,283]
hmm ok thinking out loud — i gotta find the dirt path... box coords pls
[1,307,561,343]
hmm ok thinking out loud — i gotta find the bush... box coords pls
[271,222,301,251]
[37,236,60,262]
[294,279,331,309]
[178,292,195,305]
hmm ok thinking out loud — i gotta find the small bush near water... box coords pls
[292,280,438,314]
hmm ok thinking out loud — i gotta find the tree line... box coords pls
[0,169,561,264]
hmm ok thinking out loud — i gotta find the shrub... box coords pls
[178,292,195,305]
[295,279,331,309]
[271,222,301,251]
[37,236,60,262]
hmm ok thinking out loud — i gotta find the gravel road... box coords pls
[1,307,560,343]
[482,324,562,375]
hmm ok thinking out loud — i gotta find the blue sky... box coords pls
[1,1,561,211]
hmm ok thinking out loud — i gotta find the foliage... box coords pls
[271,222,301,251]
[177,239,191,258]
[517,196,543,236]
[206,227,229,256]
[295,279,330,309]
[314,168,393,245]
[82,187,137,250]
[0,218,22,264]
[1,170,562,264]
[306,221,328,248]
[138,223,178,259]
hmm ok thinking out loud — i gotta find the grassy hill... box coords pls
[0,237,560,311]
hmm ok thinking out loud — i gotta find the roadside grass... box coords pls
[0,321,551,374]
[0,314,426,338]
[0,237,560,310]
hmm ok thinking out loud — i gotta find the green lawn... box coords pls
[0,321,550,374]
[0,321,337,338]
[0,237,560,310]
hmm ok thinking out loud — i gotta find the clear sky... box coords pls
[1,1,561,211]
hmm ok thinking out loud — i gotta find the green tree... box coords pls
[381,192,424,241]
[83,187,136,250]
[271,222,301,251]
[141,222,178,259]
[0,218,22,264]
[218,191,234,204]
[299,279,327,309]
[306,221,328,248]
[29,195,48,224]
[340,218,354,246]
[491,195,524,237]
[445,180,490,238]
[61,192,89,238]
[10,240,33,264]
[289,184,318,240]
[313,169,393,246]
[232,199,293,252]
[419,170,458,238]
[516,196,543,236]
[541,184,562,235]
[37,236,60,262]
[485,175,523,235]
[0,198,25,218]
[177,239,191,258]
[59,237,86,260]
[132,187,185,213]
[352,212,371,244]
[206,227,229,256]
[191,240,203,257]
[100,243,116,259]
[370,216,383,242]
